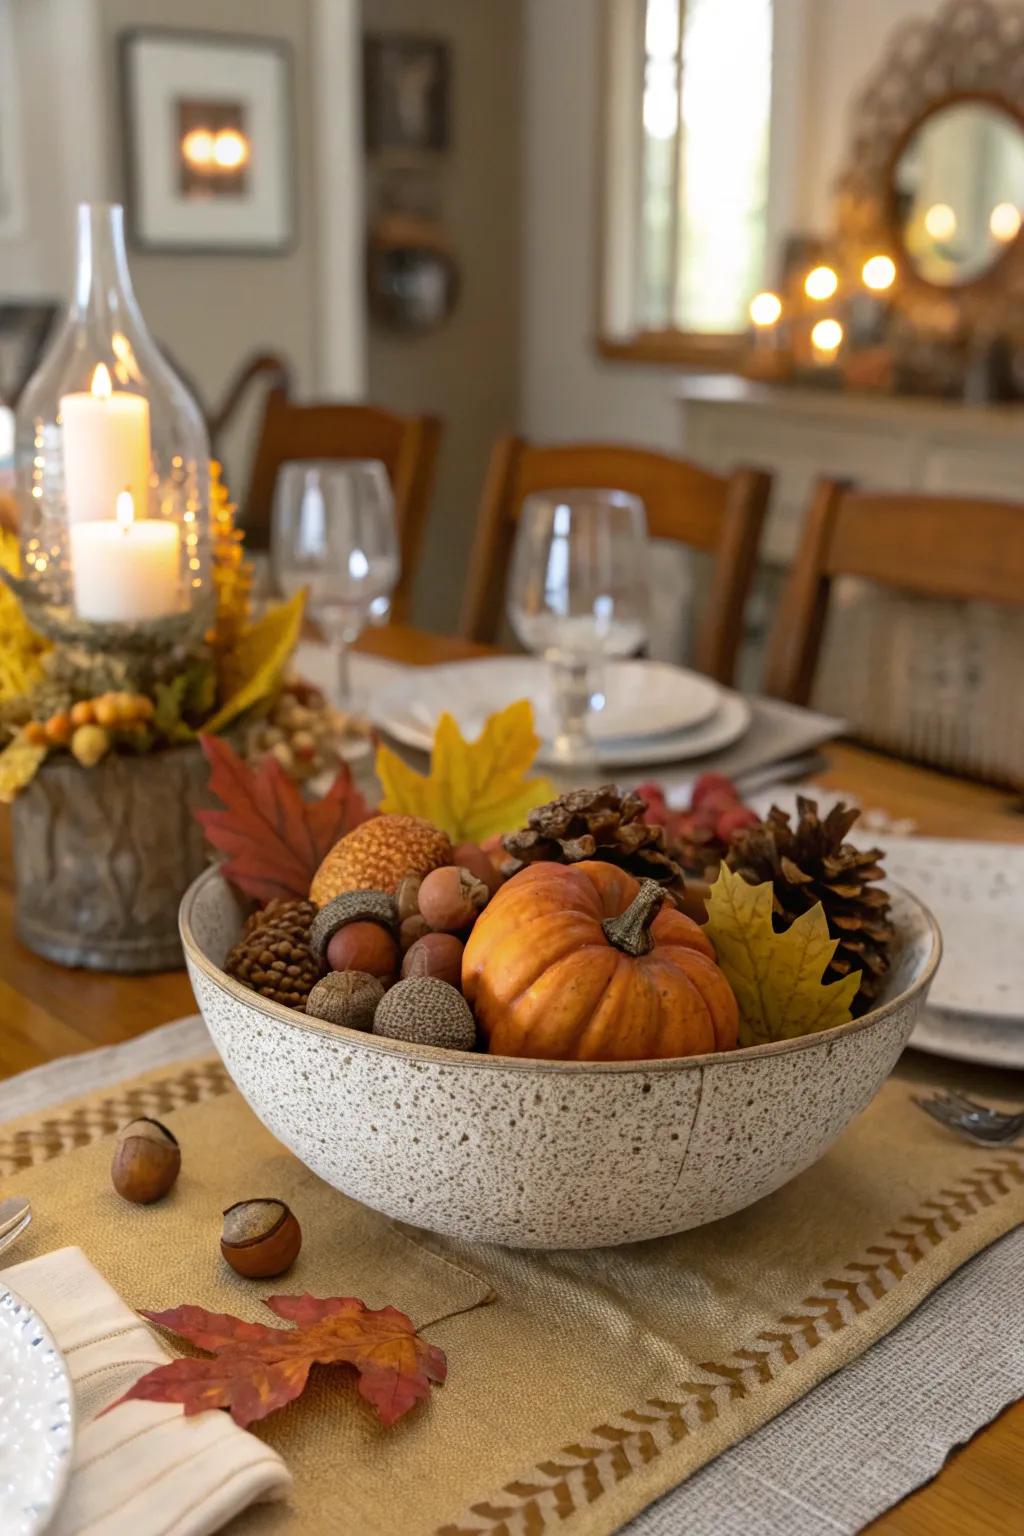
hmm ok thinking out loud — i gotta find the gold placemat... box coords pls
[1,1053,1021,1536]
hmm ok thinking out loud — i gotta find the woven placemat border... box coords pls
[438,1152,1024,1535]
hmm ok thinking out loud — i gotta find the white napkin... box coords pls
[0,1246,291,1536]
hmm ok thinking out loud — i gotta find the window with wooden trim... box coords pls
[600,0,786,366]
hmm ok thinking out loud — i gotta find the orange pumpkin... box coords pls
[462,860,739,1061]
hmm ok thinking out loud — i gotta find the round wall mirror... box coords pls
[892,100,1024,287]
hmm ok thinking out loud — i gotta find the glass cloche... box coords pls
[14,202,211,638]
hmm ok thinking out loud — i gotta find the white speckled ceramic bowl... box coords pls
[181,869,940,1249]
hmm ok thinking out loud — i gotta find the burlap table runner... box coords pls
[1,1052,1021,1536]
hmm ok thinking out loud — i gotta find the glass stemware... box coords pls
[507,488,649,768]
[271,459,399,710]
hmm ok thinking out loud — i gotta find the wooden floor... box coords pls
[1,623,1022,1533]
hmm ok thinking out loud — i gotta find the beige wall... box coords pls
[362,0,522,632]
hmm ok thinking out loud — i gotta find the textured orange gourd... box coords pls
[462,861,739,1061]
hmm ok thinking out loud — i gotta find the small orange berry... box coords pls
[70,700,96,727]
[44,712,73,745]
[94,696,119,728]
[24,721,47,746]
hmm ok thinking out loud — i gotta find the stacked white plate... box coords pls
[881,838,1024,1071]
[369,656,751,769]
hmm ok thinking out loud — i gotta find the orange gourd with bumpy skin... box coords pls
[462,861,738,1061]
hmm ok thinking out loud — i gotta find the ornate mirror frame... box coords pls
[836,0,1024,337]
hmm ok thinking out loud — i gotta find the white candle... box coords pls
[70,491,181,623]
[60,363,151,524]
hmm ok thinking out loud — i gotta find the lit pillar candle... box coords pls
[60,362,151,524]
[70,491,181,623]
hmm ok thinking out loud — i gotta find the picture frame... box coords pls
[120,28,294,255]
[364,35,451,154]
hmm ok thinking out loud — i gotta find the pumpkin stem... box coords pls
[602,879,665,957]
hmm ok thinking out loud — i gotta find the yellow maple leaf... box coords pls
[202,588,306,734]
[376,698,556,844]
[703,864,861,1047]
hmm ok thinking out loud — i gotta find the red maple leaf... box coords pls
[103,1293,447,1429]
[195,735,371,903]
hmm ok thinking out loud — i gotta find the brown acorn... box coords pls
[452,841,504,896]
[418,865,489,933]
[401,932,464,988]
[326,921,399,982]
[111,1118,181,1204]
[399,913,431,952]
[220,1198,302,1278]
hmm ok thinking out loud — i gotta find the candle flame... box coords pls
[91,362,113,400]
[115,490,135,531]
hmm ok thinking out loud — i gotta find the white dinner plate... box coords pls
[370,656,721,748]
[0,1286,75,1536]
[879,838,1024,1022]
[370,657,748,767]
[373,663,749,774]
[909,1006,1024,1071]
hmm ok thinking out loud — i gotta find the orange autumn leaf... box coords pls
[195,735,371,903]
[104,1294,447,1429]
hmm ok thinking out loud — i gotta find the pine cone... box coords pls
[726,796,893,1014]
[502,785,689,905]
[226,898,322,1011]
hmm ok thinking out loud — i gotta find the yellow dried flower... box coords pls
[0,528,50,705]
[207,460,254,658]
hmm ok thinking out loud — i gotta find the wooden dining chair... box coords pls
[763,478,1024,707]
[242,387,443,622]
[460,436,771,684]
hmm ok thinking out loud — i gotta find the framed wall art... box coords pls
[120,28,294,254]
[364,35,451,154]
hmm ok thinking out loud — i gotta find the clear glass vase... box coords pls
[14,202,211,636]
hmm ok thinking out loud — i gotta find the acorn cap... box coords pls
[307,970,384,1031]
[308,889,398,962]
[373,976,476,1052]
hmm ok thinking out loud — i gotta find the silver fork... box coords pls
[0,1197,31,1259]
[913,1089,1024,1146]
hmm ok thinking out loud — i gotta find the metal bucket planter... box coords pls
[12,745,211,972]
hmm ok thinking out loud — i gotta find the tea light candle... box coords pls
[60,363,151,524]
[810,317,844,366]
[70,491,181,622]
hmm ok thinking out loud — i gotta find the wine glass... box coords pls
[272,460,399,709]
[507,488,649,768]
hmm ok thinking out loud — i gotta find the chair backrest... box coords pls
[243,387,443,622]
[460,435,770,684]
[764,478,1024,706]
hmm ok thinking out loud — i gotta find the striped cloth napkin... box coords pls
[1,1245,291,1536]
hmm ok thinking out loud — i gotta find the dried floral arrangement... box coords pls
[200,699,894,1059]
[0,465,358,802]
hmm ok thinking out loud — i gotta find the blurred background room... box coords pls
[1,0,1022,785]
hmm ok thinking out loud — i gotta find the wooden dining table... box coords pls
[1,622,1021,1535]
